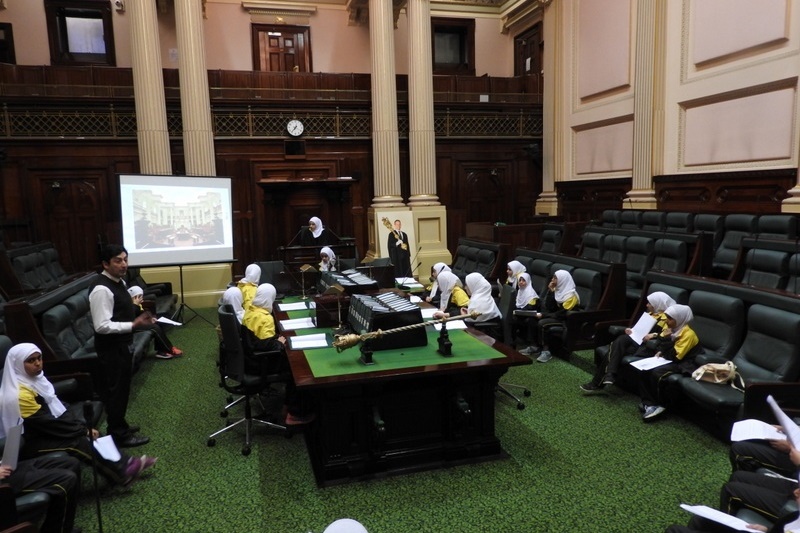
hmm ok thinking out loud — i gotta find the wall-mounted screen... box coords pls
[118,174,234,267]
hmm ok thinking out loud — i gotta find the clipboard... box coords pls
[1,423,23,470]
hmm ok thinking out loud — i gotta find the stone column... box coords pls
[175,0,217,176]
[368,0,404,207]
[129,0,172,175]
[627,0,664,210]
[536,0,559,215]
[404,0,450,277]
[407,0,439,206]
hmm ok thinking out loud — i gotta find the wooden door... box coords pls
[252,24,312,72]
[464,167,507,225]
[514,23,542,77]
[29,170,107,272]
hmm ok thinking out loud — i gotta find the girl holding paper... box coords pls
[581,291,675,393]
[637,304,700,421]
[0,343,156,487]
[128,285,183,360]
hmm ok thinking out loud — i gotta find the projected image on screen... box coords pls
[119,174,234,267]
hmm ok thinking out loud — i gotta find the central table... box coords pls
[280,304,532,487]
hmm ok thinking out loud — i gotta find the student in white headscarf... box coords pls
[535,270,580,363]
[425,262,453,305]
[581,290,676,393]
[241,284,313,426]
[319,246,337,272]
[237,263,261,311]
[637,303,700,421]
[220,286,246,323]
[462,273,501,322]
[0,343,156,487]
[299,216,336,247]
[432,271,469,319]
[504,260,527,289]
[128,285,183,359]
[511,273,541,355]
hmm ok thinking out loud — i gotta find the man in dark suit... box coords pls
[387,219,412,279]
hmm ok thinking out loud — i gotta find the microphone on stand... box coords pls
[84,401,104,533]
[398,246,423,289]
[399,261,423,290]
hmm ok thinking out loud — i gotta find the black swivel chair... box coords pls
[207,305,289,455]
[471,284,531,410]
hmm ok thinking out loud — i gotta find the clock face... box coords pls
[287,119,304,137]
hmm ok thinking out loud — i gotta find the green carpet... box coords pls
[73,308,729,532]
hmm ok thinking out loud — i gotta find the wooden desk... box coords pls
[282,312,531,487]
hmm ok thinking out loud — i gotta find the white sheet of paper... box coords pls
[1,423,22,470]
[278,302,307,311]
[630,356,672,371]
[628,313,657,345]
[93,435,122,462]
[157,316,182,326]
[409,295,423,303]
[679,504,762,532]
[731,419,787,442]
[290,333,328,350]
[397,278,424,289]
[766,395,800,448]
[279,317,317,331]
[434,320,467,330]
[420,308,438,319]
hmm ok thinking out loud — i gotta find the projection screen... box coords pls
[118,174,234,267]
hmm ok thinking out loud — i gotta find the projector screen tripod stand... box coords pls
[173,263,216,327]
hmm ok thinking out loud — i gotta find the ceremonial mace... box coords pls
[333,312,480,365]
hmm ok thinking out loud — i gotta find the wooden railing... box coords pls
[0,64,542,105]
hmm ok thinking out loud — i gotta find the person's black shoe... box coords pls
[601,374,615,386]
[579,382,604,394]
[126,425,141,435]
[114,434,150,448]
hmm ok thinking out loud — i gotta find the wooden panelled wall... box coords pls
[555,169,798,226]
[0,63,541,273]
[0,138,539,274]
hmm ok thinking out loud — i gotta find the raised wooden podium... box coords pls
[278,240,356,271]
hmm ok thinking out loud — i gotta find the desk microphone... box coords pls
[399,261,423,290]
[398,246,422,284]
